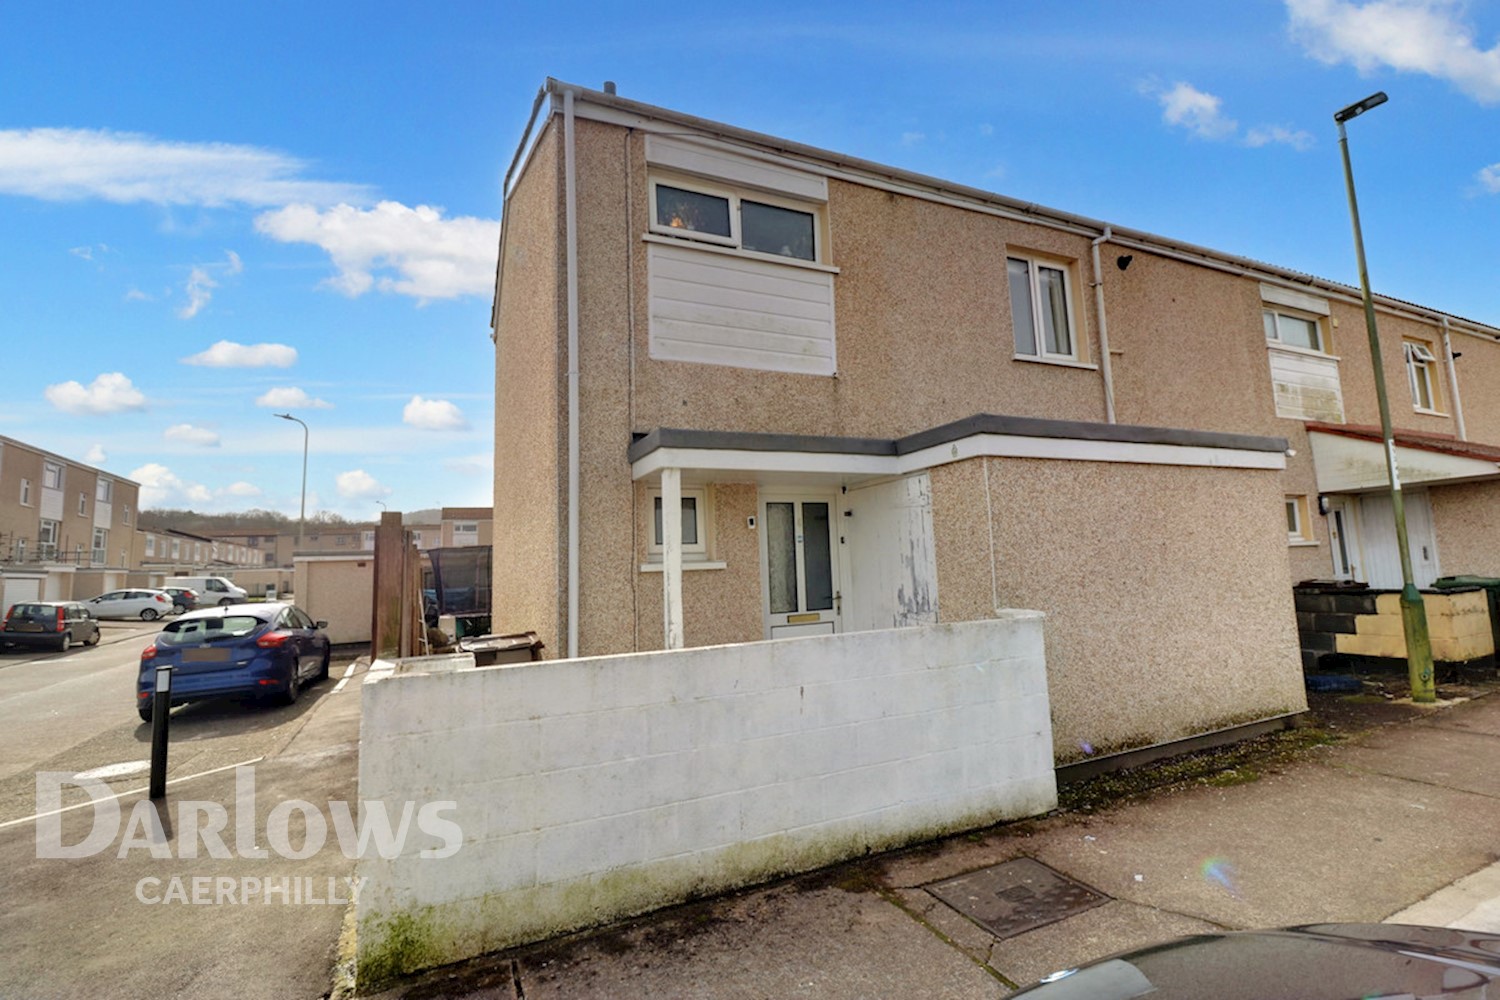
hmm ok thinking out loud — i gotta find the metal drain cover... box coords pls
[926,858,1109,939]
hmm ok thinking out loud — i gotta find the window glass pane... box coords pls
[766,503,798,615]
[1285,501,1299,534]
[655,185,731,238]
[1007,258,1036,356]
[652,496,699,546]
[802,503,833,612]
[1275,313,1319,350]
[1263,310,1277,341]
[741,201,815,260]
[1038,265,1072,355]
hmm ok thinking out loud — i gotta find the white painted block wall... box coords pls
[355,613,1054,984]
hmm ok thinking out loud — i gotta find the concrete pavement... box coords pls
[361,687,1500,999]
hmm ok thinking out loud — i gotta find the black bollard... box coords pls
[149,664,172,799]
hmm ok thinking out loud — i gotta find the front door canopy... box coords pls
[1307,425,1500,494]
[629,414,1287,486]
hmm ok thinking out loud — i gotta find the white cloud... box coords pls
[1156,81,1239,139]
[124,288,152,302]
[1244,125,1317,150]
[178,250,242,320]
[0,128,372,206]
[220,481,262,498]
[255,387,332,409]
[336,469,391,500]
[130,462,211,508]
[1478,163,1500,193]
[1287,0,1500,104]
[254,200,498,301]
[180,266,216,319]
[900,131,926,147]
[45,372,147,415]
[182,339,298,368]
[164,423,221,447]
[84,444,107,464]
[402,395,469,431]
[70,243,109,261]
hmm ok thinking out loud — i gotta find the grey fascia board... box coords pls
[628,416,1288,464]
[896,415,1288,455]
[628,427,895,465]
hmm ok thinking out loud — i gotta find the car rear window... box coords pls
[158,615,266,645]
[7,604,54,621]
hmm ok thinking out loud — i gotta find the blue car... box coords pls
[136,601,331,722]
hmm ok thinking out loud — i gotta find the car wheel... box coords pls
[86,629,100,647]
[57,632,71,653]
[316,649,331,682]
[140,608,159,621]
[279,664,301,706]
[173,603,187,614]
[218,597,233,607]
[138,704,152,723]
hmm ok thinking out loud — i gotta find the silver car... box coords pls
[86,589,176,621]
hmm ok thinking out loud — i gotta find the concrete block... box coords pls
[1354,613,1404,637]
[1312,612,1357,634]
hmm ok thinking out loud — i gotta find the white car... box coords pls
[86,589,176,621]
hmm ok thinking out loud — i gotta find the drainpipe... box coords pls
[1440,316,1467,442]
[1089,226,1119,424]
[564,89,581,658]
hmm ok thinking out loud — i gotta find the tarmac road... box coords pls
[0,619,369,1000]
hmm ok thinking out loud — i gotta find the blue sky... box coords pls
[3,1,1498,518]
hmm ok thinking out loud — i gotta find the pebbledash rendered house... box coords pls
[489,79,1500,764]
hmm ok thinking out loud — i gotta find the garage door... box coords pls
[2,576,42,614]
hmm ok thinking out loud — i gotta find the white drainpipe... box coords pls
[1440,316,1467,441]
[564,89,581,658]
[1090,226,1118,424]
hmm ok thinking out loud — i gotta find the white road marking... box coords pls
[0,756,266,831]
[73,760,151,781]
[330,661,359,694]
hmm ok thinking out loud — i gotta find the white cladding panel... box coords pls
[648,242,836,376]
[844,474,939,632]
[1358,490,1440,588]
[94,502,112,529]
[645,134,828,202]
[1268,347,1345,423]
[39,488,63,523]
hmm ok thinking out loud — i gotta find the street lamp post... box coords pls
[275,412,309,551]
[1334,91,1436,703]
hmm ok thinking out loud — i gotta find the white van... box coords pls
[171,576,250,606]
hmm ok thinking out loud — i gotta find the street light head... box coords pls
[1334,91,1388,123]
[274,412,292,420]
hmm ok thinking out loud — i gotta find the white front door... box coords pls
[760,494,841,639]
[1327,498,1363,583]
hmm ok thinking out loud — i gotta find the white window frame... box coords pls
[92,528,107,564]
[145,535,156,557]
[19,478,32,507]
[96,479,112,503]
[1286,495,1316,546]
[43,462,63,490]
[453,521,479,539]
[1008,253,1080,362]
[1404,340,1441,413]
[78,492,88,516]
[1263,307,1325,354]
[646,487,711,562]
[122,504,131,525]
[649,174,823,264]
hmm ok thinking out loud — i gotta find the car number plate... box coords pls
[182,648,231,663]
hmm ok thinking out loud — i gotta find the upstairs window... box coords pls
[651,178,819,262]
[1008,255,1076,360]
[96,479,113,503]
[78,492,88,516]
[1404,341,1440,412]
[43,462,63,490]
[1263,307,1324,352]
[19,478,32,506]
